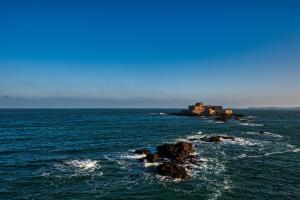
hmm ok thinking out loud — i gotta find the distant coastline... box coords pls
[248,107,300,110]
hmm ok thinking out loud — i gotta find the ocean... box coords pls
[0,109,299,199]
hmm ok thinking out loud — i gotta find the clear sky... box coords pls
[0,0,299,108]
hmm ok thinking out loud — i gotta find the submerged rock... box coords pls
[156,162,189,180]
[200,136,234,143]
[258,130,265,134]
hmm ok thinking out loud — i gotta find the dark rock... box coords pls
[134,149,150,155]
[156,162,189,180]
[188,138,198,142]
[146,153,159,163]
[232,113,247,120]
[169,112,201,117]
[214,113,229,122]
[201,136,234,143]
[157,141,194,163]
[189,158,197,165]
[258,130,264,134]
[186,165,192,170]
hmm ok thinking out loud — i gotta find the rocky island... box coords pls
[171,102,246,122]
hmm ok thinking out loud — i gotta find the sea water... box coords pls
[0,109,299,199]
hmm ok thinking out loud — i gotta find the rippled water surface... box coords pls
[0,109,299,199]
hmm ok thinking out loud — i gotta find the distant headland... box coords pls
[248,107,300,110]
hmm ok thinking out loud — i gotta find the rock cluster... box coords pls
[134,141,195,180]
[133,136,236,180]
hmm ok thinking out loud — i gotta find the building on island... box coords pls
[181,102,233,116]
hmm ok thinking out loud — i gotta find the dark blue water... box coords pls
[0,109,299,199]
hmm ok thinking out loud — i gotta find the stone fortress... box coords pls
[181,102,233,116]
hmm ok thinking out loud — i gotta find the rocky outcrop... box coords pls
[157,161,189,180]
[170,102,247,123]
[200,136,234,143]
[133,141,195,180]
[157,141,194,163]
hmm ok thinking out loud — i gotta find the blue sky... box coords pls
[0,0,299,108]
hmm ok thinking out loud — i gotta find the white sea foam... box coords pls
[186,134,203,140]
[264,147,300,156]
[52,159,102,178]
[245,131,282,138]
[144,162,160,167]
[239,122,263,127]
[237,154,247,158]
[121,154,146,159]
[64,159,99,171]
[292,148,300,153]
[199,157,209,162]
[214,121,225,124]
[221,137,261,146]
[236,146,300,159]
[176,138,191,142]
[264,132,283,138]
[149,112,166,115]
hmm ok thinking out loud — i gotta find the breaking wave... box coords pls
[239,122,264,127]
[121,154,146,159]
[63,159,99,171]
[38,159,104,179]
[245,131,283,138]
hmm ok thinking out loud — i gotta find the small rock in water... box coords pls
[134,149,150,155]
[258,130,264,134]
[200,136,234,143]
[146,153,159,163]
[214,114,229,122]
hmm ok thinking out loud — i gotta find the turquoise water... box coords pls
[0,109,299,199]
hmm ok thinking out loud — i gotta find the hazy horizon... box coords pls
[1,0,299,108]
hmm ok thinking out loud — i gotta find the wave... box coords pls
[245,131,283,138]
[236,146,300,159]
[121,154,146,159]
[221,137,263,147]
[149,112,166,115]
[144,162,160,167]
[264,132,283,138]
[63,159,99,171]
[239,122,263,127]
[213,121,226,124]
[178,131,262,147]
[36,159,104,179]
[51,159,103,178]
